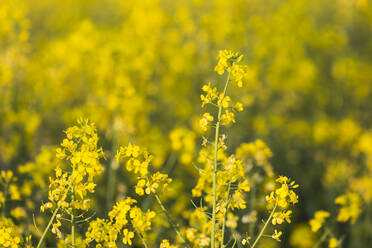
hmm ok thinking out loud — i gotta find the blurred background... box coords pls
[1,0,372,247]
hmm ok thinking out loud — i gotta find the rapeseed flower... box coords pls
[309,210,330,232]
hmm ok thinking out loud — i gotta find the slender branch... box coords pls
[135,228,149,248]
[313,228,330,248]
[36,205,61,248]
[211,71,230,248]
[1,180,10,217]
[154,193,190,248]
[221,181,232,248]
[141,152,176,210]
[32,214,42,235]
[249,178,257,237]
[106,127,118,211]
[71,167,75,248]
[231,238,237,248]
[251,203,277,248]
[36,181,74,248]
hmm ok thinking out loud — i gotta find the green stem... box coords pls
[313,229,330,248]
[135,228,149,248]
[220,181,232,248]
[249,176,257,237]
[71,171,75,248]
[251,203,277,248]
[106,128,118,211]
[36,181,74,248]
[142,152,176,210]
[71,209,75,247]
[36,205,61,248]
[154,193,190,248]
[2,183,8,217]
[211,71,230,248]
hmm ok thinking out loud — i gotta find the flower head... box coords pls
[272,229,282,242]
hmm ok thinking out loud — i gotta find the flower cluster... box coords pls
[129,206,156,234]
[236,139,274,176]
[85,218,117,247]
[329,237,340,248]
[0,171,12,208]
[200,82,218,108]
[308,209,342,248]
[184,211,211,247]
[117,143,172,196]
[189,50,258,248]
[335,192,362,223]
[160,239,178,248]
[200,113,214,132]
[309,210,330,232]
[170,127,196,165]
[272,229,282,242]
[192,148,251,209]
[200,51,247,133]
[214,50,248,87]
[0,170,21,208]
[85,197,156,247]
[2,0,372,245]
[0,217,22,248]
[57,236,86,248]
[40,119,105,238]
[265,176,299,242]
[266,176,299,210]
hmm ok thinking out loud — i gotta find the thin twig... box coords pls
[154,193,191,248]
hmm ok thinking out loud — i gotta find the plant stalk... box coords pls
[251,203,277,248]
[313,228,330,248]
[211,71,230,248]
[71,168,75,248]
[135,228,149,248]
[106,127,118,211]
[220,181,232,248]
[36,181,74,248]
[1,183,8,217]
[36,205,61,248]
[154,193,190,247]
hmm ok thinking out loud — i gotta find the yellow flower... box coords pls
[85,218,118,245]
[117,144,153,177]
[238,180,250,192]
[169,127,196,165]
[214,50,243,75]
[0,192,4,208]
[10,207,26,219]
[217,93,231,108]
[226,213,239,228]
[272,210,292,225]
[276,176,289,184]
[9,184,21,200]
[329,238,339,248]
[233,102,244,112]
[160,239,178,248]
[0,217,22,247]
[266,176,299,210]
[272,229,282,242]
[129,207,156,233]
[124,143,141,158]
[220,110,235,126]
[122,229,134,245]
[309,210,330,232]
[201,82,218,107]
[136,179,146,196]
[200,112,214,131]
[335,192,362,223]
[41,119,105,239]
[230,63,248,87]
